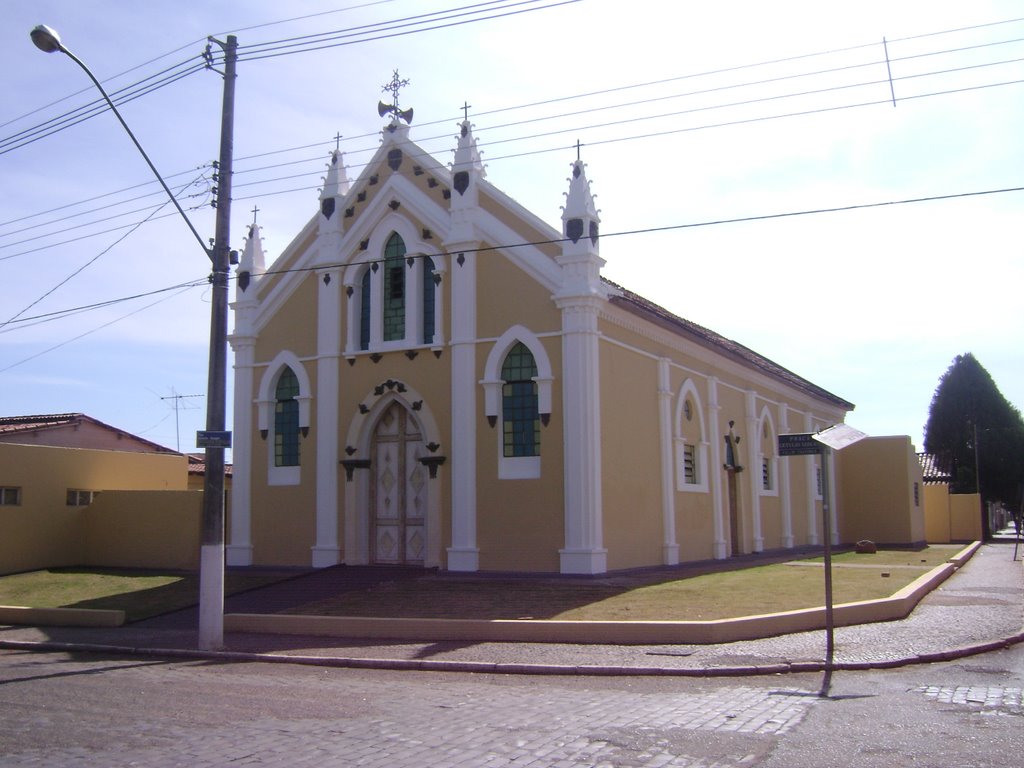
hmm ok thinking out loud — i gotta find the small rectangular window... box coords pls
[762,459,771,491]
[66,489,99,506]
[0,487,21,506]
[683,444,697,485]
[914,482,920,507]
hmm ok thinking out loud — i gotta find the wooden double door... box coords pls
[370,402,428,565]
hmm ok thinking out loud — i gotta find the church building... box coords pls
[226,103,854,575]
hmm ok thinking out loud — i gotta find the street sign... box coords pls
[814,423,868,451]
[778,433,821,456]
[196,430,232,448]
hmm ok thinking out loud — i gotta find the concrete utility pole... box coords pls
[198,34,237,652]
[30,24,238,652]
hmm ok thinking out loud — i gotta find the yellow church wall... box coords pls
[249,473,318,566]
[253,274,319,362]
[474,252,561,340]
[599,341,665,571]
[479,193,561,262]
[474,330,565,573]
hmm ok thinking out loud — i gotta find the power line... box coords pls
[3,56,1020,255]
[7,181,1021,334]
[0,0,575,156]
[4,17,1021,248]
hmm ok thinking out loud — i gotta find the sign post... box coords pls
[778,424,866,697]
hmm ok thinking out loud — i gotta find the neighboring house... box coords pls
[0,413,177,454]
[227,109,857,575]
[186,453,234,491]
[917,452,982,543]
[0,417,191,574]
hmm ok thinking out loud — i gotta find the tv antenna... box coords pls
[161,388,203,451]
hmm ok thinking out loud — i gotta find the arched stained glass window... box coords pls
[383,232,406,341]
[274,367,300,467]
[501,342,539,458]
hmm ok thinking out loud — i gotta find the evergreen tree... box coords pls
[924,354,1024,534]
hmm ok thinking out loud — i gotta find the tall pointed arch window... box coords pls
[382,232,406,342]
[674,381,709,493]
[274,367,300,467]
[501,342,540,458]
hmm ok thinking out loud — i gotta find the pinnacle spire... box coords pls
[321,149,351,199]
[562,158,599,226]
[453,119,485,177]
[236,222,266,293]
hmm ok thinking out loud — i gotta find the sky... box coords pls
[1,0,1022,456]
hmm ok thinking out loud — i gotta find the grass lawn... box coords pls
[287,546,959,622]
[0,568,296,623]
[0,547,959,624]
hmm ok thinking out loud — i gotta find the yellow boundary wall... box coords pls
[226,542,982,645]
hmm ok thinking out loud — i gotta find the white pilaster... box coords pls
[708,377,727,559]
[658,358,678,564]
[312,266,342,568]
[557,298,607,574]
[447,244,479,572]
[779,403,794,548]
[745,390,764,552]
[226,335,254,566]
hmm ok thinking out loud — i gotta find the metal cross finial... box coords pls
[575,139,583,162]
[334,132,343,151]
[382,69,410,111]
[251,204,260,225]
[461,101,472,121]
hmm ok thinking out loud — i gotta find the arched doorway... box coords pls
[370,401,427,565]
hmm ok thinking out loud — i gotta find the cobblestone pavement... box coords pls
[916,684,1023,713]
[0,654,819,767]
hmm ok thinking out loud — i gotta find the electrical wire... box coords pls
[4,37,1019,250]
[7,180,1021,335]
[0,172,209,329]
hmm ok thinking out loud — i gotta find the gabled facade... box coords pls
[227,115,854,574]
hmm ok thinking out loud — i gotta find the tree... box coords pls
[924,353,1024,536]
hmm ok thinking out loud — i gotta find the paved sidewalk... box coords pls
[1,542,1021,676]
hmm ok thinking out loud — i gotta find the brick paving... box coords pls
[0,655,816,768]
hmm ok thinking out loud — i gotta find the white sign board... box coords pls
[813,423,868,452]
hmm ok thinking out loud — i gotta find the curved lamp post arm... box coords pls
[30,25,212,261]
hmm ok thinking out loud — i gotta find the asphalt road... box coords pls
[1,643,1020,767]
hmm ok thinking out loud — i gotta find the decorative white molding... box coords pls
[657,359,678,565]
[708,377,728,560]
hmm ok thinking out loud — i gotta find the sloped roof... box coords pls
[186,453,233,477]
[0,413,177,454]
[918,452,952,485]
[606,282,855,410]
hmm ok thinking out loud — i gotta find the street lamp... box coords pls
[30,24,236,650]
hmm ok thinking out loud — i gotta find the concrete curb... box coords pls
[2,631,1022,678]
[223,544,978,646]
[0,605,125,628]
